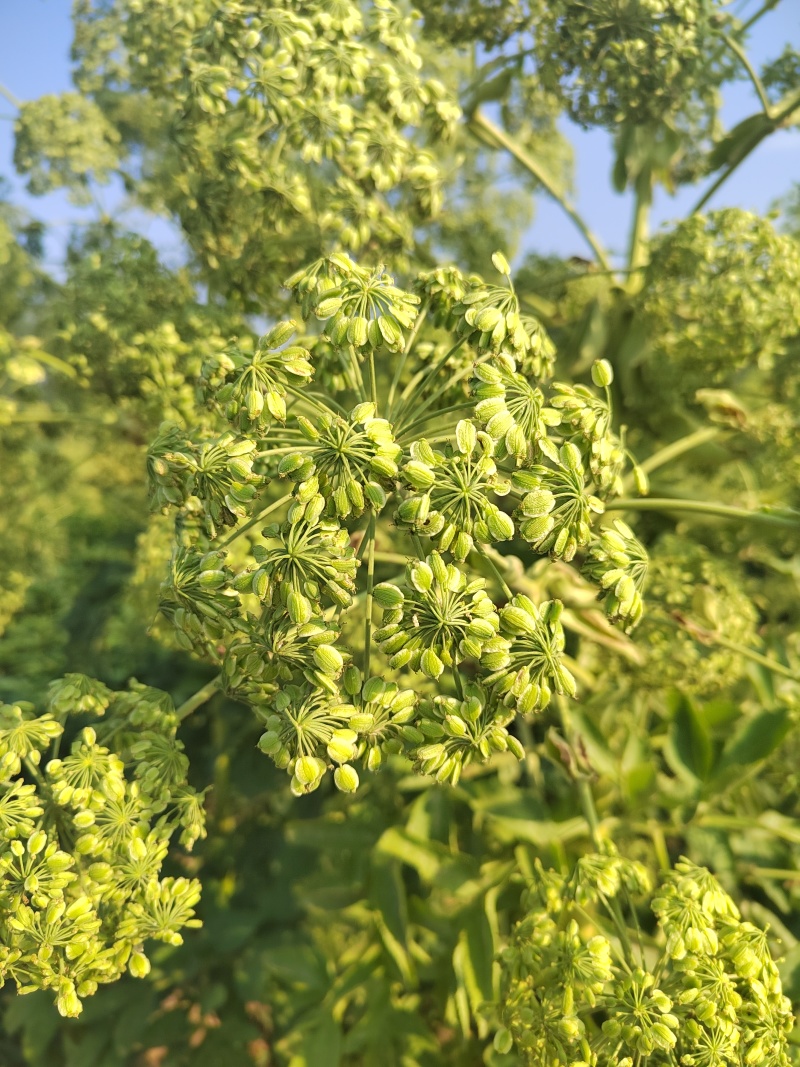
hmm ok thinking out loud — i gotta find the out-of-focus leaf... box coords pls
[369,854,416,987]
[665,694,713,781]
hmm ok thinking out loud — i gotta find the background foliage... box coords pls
[2,1,800,1064]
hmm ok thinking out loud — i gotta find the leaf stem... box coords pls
[470,109,612,271]
[348,347,367,403]
[739,0,782,35]
[606,496,800,528]
[176,676,222,722]
[393,335,467,423]
[367,349,378,410]
[397,401,475,442]
[672,616,800,682]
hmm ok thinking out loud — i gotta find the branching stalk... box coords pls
[470,109,612,271]
[606,496,800,528]
[176,676,222,722]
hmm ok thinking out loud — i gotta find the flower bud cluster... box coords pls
[278,401,399,519]
[151,252,647,796]
[374,552,502,678]
[147,426,261,538]
[583,519,648,632]
[200,321,313,431]
[397,426,513,561]
[498,853,793,1067]
[0,679,203,1017]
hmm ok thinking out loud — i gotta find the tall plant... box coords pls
[1,2,800,1065]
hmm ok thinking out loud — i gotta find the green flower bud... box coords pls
[129,951,151,979]
[491,251,512,276]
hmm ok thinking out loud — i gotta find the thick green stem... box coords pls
[626,171,652,278]
[362,514,377,678]
[176,676,222,722]
[606,496,800,528]
[470,109,612,271]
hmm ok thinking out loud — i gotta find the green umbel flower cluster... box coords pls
[149,253,647,795]
[634,210,800,410]
[60,0,460,305]
[0,677,203,1017]
[497,852,793,1067]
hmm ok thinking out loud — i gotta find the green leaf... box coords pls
[716,707,790,772]
[375,826,443,882]
[453,900,499,1038]
[369,854,416,987]
[666,694,713,781]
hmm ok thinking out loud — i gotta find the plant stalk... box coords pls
[176,676,221,722]
[470,109,612,271]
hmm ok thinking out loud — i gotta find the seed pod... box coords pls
[373,583,404,608]
[258,730,281,755]
[455,419,477,456]
[486,508,514,541]
[410,561,433,592]
[403,460,435,490]
[364,481,387,509]
[287,590,312,625]
[334,764,359,792]
[327,735,356,764]
[343,664,362,696]
[129,951,151,979]
[420,648,444,679]
[491,251,512,276]
[295,755,324,786]
[313,644,344,675]
[591,358,614,387]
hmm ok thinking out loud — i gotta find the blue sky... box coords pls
[1,0,799,271]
